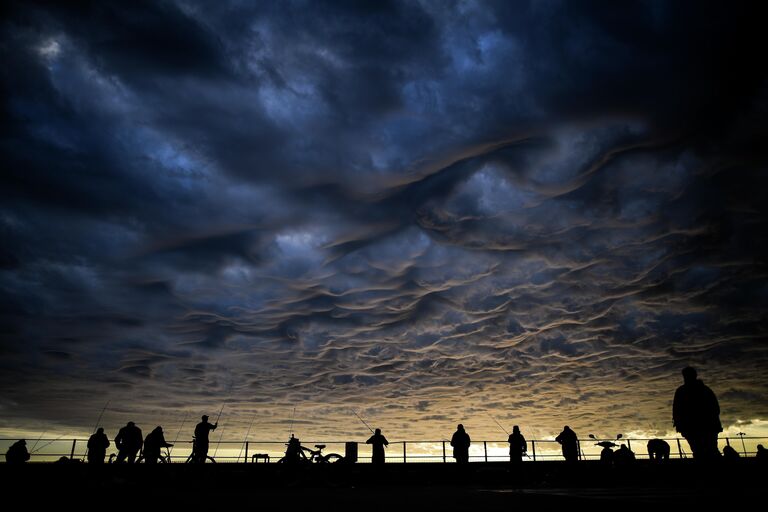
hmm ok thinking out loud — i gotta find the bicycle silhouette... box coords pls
[137,447,173,464]
[277,443,344,464]
[107,449,171,464]
[185,437,217,463]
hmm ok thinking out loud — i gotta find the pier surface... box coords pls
[3,460,764,510]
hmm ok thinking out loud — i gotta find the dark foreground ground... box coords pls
[3,459,764,510]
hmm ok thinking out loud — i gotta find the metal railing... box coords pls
[2,436,766,463]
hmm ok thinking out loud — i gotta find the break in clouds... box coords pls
[1,1,767,440]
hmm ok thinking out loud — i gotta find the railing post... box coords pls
[484,441,488,462]
[403,441,406,463]
[442,441,446,463]
[70,439,77,460]
[725,437,730,447]
[627,439,631,452]
[677,438,684,458]
[244,441,249,463]
[531,440,536,462]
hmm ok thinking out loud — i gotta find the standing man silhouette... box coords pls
[507,425,527,463]
[673,366,722,460]
[115,422,143,463]
[555,426,579,463]
[87,427,110,464]
[451,424,471,464]
[192,415,218,463]
[366,428,389,464]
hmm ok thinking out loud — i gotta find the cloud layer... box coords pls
[1,0,767,441]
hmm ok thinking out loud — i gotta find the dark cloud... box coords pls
[1,0,767,442]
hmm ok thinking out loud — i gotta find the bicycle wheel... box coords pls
[322,453,344,463]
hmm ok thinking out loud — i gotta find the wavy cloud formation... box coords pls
[1,1,767,442]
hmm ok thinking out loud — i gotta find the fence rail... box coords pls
[2,436,766,463]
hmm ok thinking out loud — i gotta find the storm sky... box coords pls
[2,0,767,442]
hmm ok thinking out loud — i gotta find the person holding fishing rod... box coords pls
[82,401,110,463]
[366,428,389,465]
[87,428,110,464]
[5,439,30,464]
[283,434,302,463]
[508,426,527,464]
[191,414,218,463]
[487,414,527,463]
[352,409,389,464]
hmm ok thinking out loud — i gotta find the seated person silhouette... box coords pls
[283,434,303,463]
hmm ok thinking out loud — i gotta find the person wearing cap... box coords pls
[191,415,217,463]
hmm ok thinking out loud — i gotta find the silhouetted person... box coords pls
[673,367,722,460]
[366,428,389,465]
[191,415,217,463]
[87,427,110,464]
[143,426,173,464]
[283,434,302,463]
[555,426,579,463]
[115,422,143,463]
[597,442,615,464]
[5,439,30,464]
[722,445,740,461]
[756,444,768,462]
[647,439,670,462]
[450,424,471,464]
[613,444,635,465]
[507,425,527,463]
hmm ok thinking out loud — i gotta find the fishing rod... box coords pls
[91,401,111,434]
[82,401,110,462]
[488,414,532,459]
[288,407,296,437]
[168,412,188,458]
[212,404,227,459]
[214,403,225,426]
[352,409,374,434]
[487,413,509,436]
[31,432,70,454]
[211,380,236,460]
[29,431,46,454]
[237,414,257,463]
